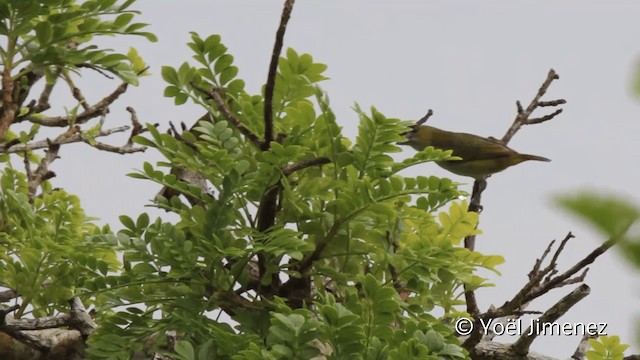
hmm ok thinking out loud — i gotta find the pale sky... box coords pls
[47,1,640,356]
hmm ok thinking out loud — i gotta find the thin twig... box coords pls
[89,141,146,154]
[414,109,433,128]
[525,228,626,302]
[282,156,330,176]
[501,69,565,145]
[28,139,62,200]
[125,106,146,145]
[190,82,262,147]
[63,70,90,111]
[34,68,60,113]
[263,0,295,149]
[1,125,131,153]
[24,81,128,126]
[529,239,556,280]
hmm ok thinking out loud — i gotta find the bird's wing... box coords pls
[431,133,514,162]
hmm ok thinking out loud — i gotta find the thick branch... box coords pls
[0,289,18,302]
[512,284,590,355]
[0,68,20,140]
[2,297,95,354]
[572,335,597,360]
[263,0,295,149]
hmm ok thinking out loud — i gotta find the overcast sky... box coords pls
[47,1,640,356]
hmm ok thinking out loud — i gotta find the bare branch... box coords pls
[572,334,597,360]
[525,230,624,303]
[547,232,574,276]
[464,178,486,251]
[2,297,96,354]
[0,289,18,302]
[5,330,51,352]
[414,109,433,128]
[501,69,565,144]
[24,81,128,127]
[28,138,64,200]
[529,239,556,280]
[512,284,590,355]
[3,312,71,331]
[459,71,565,348]
[125,106,146,145]
[67,297,96,337]
[90,141,146,154]
[34,81,55,113]
[1,125,131,153]
[62,70,90,111]
[263,0,295,149]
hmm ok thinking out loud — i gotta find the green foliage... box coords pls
[0,166,117,317]
[557,192,640,238]
[78,33,507,358]
[586,335,629,360]
[557,192,640,266]
[0,0,155,85]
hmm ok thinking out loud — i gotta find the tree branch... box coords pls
[27,138,64,201]
[501,69,565,144]
[512,284,590,355]
[23,81,128,127]
[460,70,565,343]
[282,156,330,176]
[463,229,623,353]
[190,82,262,147]
[1,125,132,153]
[263,0,295,149]
[413,109,433,128]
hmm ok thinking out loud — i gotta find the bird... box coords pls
[400,125,550,179]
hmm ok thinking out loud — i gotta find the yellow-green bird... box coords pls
[401,125,550,179]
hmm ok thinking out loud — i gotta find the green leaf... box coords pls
[214,54,234,73]
[161,66,179,85]
[35,22,52,44]
[127,47,147,73]
[113,13,134,28]
[557,192,640,237]
[119,215,136,231]
[174,340,196,360]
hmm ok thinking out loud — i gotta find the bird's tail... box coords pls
[520,154,551,162]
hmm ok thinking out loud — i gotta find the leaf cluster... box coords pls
[0,0,155,84]
[83,33,504,358]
